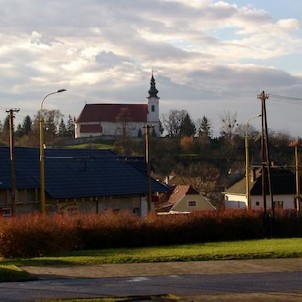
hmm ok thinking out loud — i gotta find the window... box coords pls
[151,105,155,112]
[188,200,196,207]
[274,200,284,209]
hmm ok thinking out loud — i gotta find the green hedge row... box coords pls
[0,209,301,258]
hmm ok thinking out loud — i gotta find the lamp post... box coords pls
[40,89,66,215]
[245,114,261,210]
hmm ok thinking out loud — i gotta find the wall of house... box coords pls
[0,188,39,216]
[225,193,298,210]
[224,193,247,209]
[45,195,147,217]
[251,194,296,210]
[171,194,215,213]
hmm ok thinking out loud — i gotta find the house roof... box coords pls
[225,167,299,195]
[76,103,148,123]
[168,185,199,205]
[0,147,170,199]
[251,167,297,195]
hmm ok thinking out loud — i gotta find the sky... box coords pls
[0,0,301,138]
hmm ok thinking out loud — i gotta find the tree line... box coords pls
[0,107,296,207]
[0,110,75,147]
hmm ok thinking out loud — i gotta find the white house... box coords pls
[157,185,216,213]
[75,74,160,138]
[224,167,301,210]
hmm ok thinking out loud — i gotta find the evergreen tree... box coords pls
[22,115,32,135]
[15,123,23,137]
[66,115,75,137]
[180,113,196,137]
[197,116,212,138]
[58,118,67,137]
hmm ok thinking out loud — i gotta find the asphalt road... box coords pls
[2,259,302,301]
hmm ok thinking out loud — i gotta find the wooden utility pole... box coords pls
[258,91,274,236]
[144,125,152,213]
[6,108,20,216]
[289,140,301,212]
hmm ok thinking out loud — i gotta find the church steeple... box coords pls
[148,72,159,98]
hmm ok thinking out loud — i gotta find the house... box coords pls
[75,74,160,138]
[224,166,301,210]
[0,147,170,217]
[156,185,216,213]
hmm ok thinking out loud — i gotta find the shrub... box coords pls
[0,214,78,258]
[0,209,301,258]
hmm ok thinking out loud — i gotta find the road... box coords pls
[2,259,302,301]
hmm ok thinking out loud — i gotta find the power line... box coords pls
[269,94,302,106]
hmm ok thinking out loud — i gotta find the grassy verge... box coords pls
[1,238,302,282]
[0,264,35,282]
[2,238,302,267]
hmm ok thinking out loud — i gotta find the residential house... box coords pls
[0,147,170,216]
[75,74,160,138]
[224,167,301,210]
[156,185,216,213]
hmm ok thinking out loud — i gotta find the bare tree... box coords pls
[116,107,133,137]
[219,110,238,142]
[161,109,188,137]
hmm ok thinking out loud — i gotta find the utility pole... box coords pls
[6,108,20,216]
[258,91,274,234]
[289,140,301,212]
[144,125,153,213]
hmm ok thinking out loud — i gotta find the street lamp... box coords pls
[40,89,66,215]
[245,114,261,210]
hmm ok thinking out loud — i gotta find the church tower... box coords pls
[147,73,160,136]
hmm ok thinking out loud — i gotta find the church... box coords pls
[75,74,160,138]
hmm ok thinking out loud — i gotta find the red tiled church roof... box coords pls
[76,104,148,123]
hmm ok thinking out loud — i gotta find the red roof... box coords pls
[168,185,199,205]
[76,104,148,123]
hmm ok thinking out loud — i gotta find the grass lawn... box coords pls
[2,238,302,268]
[66,143,113,149]
[1,238,302,282]
[0,264,35,282]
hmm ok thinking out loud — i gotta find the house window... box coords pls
[274,200,284,209]
[151,105,155,112]
[133,208,140,215]
[188,200,196,207]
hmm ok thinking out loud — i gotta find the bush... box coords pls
[0,209,301,258]
[0,214,78,258]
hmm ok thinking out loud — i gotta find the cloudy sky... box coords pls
[0,0,301,137]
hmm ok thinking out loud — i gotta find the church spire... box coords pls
[148,72,159,98]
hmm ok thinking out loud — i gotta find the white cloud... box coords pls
[0,0,301,137]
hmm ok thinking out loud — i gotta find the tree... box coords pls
[162,109,188,137]
[180,136,194,153]
[180,113,196,137]
[116,107,132,137]
[1,116,10,145]
[58,118,67,137]
[174,162,220,194]
[22,115,32,136]
[219,110,238,142]
[66,115,75,137]
[196,116,212,138]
